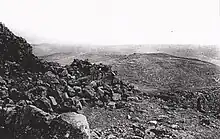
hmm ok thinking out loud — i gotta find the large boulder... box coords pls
[59,112,90,139]
[2,105,90,139]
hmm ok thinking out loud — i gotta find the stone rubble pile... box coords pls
[0,22,138,138]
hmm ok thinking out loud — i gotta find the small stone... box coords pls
[34,97,53,112]
[0,76,6,85]
[127,96,139,102]
[49,96,58,106]
[0,100,4,106]
[89,81,97,88]
[157,115,169,122]
[67,85,75,97]
[127,115,131,120]
[158,115,169,118]
[45,71,56,78]
[70,75,76,80]
[73,86,82,93]
[148,120,157,125]
[162,105,169,110]
[95,100,104,106]
[134,128,145,137]
[171,124,178,129]
[132,117,141,122]
[64,131,70,138]
[129,107,135,112]
[108,102,116,109]
[62,92,69,100]
[0,90,9,99]
[35,79,42,86]
[107,134,116,139]
[97,87,105,96]
[145,128,156,137]
[82,86,96,99]
[61,69,69,77]
[115,101,126,109]
[112,93,122,101]
[75,99,83,111]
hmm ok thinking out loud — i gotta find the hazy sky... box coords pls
[0,0,220,45]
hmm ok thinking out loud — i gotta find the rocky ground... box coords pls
[1,22,220,139]
[0,22,145,138]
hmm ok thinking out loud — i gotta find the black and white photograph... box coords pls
[0,0,220,138]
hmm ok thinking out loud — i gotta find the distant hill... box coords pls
[33,44,220,66]
[32,43,92,56]
[110,53,220,91]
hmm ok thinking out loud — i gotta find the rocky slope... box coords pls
[0,23,140,138]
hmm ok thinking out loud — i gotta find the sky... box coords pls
[0,0,220,45]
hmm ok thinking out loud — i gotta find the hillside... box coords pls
[2,22,220,139]
[36,51,220,91]
[111,53,220,90]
